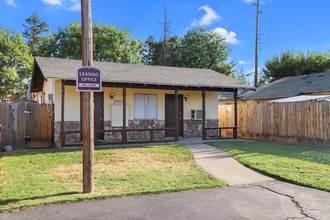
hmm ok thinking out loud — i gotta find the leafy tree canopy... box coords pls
[144,35,180,66]
[179,27,234,75]
[23,12,48,56]
[39,22,143,64]
[144,27,235,76]
[0,27,33,99]
[261,49,330,83]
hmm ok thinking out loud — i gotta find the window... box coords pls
[134,94,157,119]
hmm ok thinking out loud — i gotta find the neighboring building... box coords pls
[31,57,253,146]
[269,95,330,103]
[218,89,250,105]
[240,72,330,102]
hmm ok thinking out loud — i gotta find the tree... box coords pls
[261,49,330,82]
[144,27,234,75]
[178,27,234,75]
[143,35,180,66]
[232,67,250,85]
[23,12,48,56]
[39,22,143,64]
[0,27,33,99]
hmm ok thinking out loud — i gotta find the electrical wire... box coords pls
[226,15,255,30]
[207,3,256,29]
[208,0,296,31]
[262,0,296,14]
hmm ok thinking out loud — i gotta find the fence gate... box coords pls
[0,103,54,150]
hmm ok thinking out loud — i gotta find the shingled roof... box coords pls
[31,57,254,92]
[240,72,330,100]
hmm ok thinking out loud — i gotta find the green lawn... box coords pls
[0,144,224,212]
[209,141,330,191]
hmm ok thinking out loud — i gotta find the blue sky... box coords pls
[1,0,330,82]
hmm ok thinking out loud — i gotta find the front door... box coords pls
[165,94,183,137]
[94,92,104,141]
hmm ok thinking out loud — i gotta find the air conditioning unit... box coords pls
[191,110,203,120]
[47,94,54,102]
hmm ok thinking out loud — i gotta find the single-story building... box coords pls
[240,72,330,102]
[268,94,330,103]
[31,57,253,147]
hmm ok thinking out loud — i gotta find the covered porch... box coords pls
[59,80,239,147]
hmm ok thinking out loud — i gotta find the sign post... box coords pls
[81,0,94,194]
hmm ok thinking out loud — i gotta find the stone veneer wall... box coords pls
[183,119,218,137]
[103,120,166,142]
[54,119,219,144]
[54,121,81,144]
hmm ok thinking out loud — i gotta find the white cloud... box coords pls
[41,0,80,11]
[239,60,251,65]
[6,0,17,7]
[242,0,255,3]
[41,0,63,6]
[212,27,241,44]
[191,5,219,26]
[68,0,80,11]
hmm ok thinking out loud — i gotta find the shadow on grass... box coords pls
[0,191,81,206]
[208,140,330,192]
[2,144,183,158]
[209,140,330,166]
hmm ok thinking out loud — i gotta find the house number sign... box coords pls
[76,66,102,92]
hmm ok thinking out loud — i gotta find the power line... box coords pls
[209,0,295,31]
[226,15,255,30]
[262,0,295,13]
[207,3,255,29]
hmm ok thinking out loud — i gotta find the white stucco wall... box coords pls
[42,78,56,103]
[53,80,218,122]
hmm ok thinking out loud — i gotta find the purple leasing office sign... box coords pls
[76,66,102,92]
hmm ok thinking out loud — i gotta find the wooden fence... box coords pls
[219,101,330,145]
[0,103,54,150]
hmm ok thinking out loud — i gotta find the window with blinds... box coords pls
[134,94,157,120]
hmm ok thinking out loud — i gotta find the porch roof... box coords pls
[31,57,254,92]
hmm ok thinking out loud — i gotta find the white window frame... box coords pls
[134,93,158,120]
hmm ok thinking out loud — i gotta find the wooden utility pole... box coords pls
[81,0,94,194]
[254,0,260,87]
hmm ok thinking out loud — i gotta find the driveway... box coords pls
[1,181,329,220]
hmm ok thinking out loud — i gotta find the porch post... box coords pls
[174,89,179,141]
[202,90,206,140]
[122,87,127,143]
[234,89,238,139]
[61,80,65,147]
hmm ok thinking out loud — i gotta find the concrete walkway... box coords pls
[185,143,274,186]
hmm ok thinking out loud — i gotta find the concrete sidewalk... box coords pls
[185,143,274,186]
